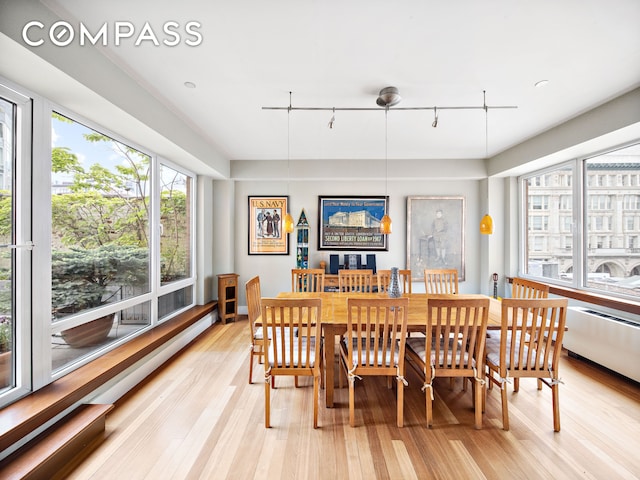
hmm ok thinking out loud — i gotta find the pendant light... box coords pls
[480,90,493,235]
[380,108,392,234]
[283,92,295,234]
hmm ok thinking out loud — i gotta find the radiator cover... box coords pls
[564,307,640,383]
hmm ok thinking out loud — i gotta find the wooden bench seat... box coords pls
[0,403,113,479]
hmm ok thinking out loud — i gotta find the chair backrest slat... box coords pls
[377,269,412,294]
[426,297,490,371]
[424,269,459,294]
[346,297,409,369]
[261,297,322,371]
[339,269,373,293]
[245,276,261,333]
[501,298,568,374]
[292,268,325,292]
[511,277,549,299]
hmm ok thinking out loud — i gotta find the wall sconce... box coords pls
[480,214,493,235]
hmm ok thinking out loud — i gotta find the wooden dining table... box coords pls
[274,291,502,407]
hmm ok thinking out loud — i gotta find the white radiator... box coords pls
[564,307,640,382]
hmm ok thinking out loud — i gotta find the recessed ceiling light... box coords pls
[184,81,196,89]
[534,79,549,88]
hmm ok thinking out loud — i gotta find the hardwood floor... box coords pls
[64,318,640,479]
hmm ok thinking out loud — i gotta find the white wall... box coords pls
[230,177,484,303]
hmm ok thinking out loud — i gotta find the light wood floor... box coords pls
[65,318,640,479]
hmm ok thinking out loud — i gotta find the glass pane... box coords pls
[525,165,574,280]
[52,301,151,371]
[51,113,151,322]
[0,97,14,391]
[585,144,640,296]
[159,286,193,319]
[159,164,191,285]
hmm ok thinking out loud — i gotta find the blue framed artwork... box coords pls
[318,195,389,251]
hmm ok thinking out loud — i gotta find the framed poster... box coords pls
[406,196,465,281]
[248,196,289,255]
[318,196,389,251]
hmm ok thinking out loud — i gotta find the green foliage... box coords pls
[52,245,149,313]
[0,190,12,238]
[49,114,189,299]
[0,317,10,353]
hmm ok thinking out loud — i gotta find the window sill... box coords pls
[507,278,640,316]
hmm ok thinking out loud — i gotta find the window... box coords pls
[50,113,153,371]
[0,83,31,404]
[159,164,192,286]
[588,195,612,210]
[0,79,198,407]
[522,143,640,299]
[531,196,549,210]
[0,96,16,392]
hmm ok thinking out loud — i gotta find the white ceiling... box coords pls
[41,0,640,163]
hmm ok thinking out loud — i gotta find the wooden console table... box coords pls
[217,273,239,324]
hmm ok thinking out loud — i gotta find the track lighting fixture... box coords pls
[263,87,516,115]
[432,107,438,128]
[328,107,335,129]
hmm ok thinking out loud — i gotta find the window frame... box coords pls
[519,141,640,302]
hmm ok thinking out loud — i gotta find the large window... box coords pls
[522,143,640,298]
[50,113,153,371]
[0,79,198,407]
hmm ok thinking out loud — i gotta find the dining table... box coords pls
[274,291,502,407]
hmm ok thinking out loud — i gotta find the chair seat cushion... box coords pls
[485,333,552,370]
[254,326,296,341]
[340,337,400,367]
[267,337,319,368]
[406,336,473,368]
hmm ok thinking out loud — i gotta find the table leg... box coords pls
[324,324,336,407]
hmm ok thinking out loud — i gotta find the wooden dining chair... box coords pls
[486,278,551,391]
[424,269,459,294]
[261,297,323,428]
[339,297,409,427]
[338,269,373,293]
[291,268,325,292]
[377,269,412,294]
[511,277,549,299]
[245,275,263,384]
[485,298,568,431]
[405,297,490,429]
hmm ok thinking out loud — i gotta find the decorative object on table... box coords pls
[388,267,401,298]
[493,272,499,299]
[406,196,465,281]
[248,196,290,255]
[295,209,309,268]
[318,196,389,251]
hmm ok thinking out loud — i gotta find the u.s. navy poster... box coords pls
[249,196,289,255]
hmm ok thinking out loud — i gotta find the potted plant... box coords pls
[52,245,148,347]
